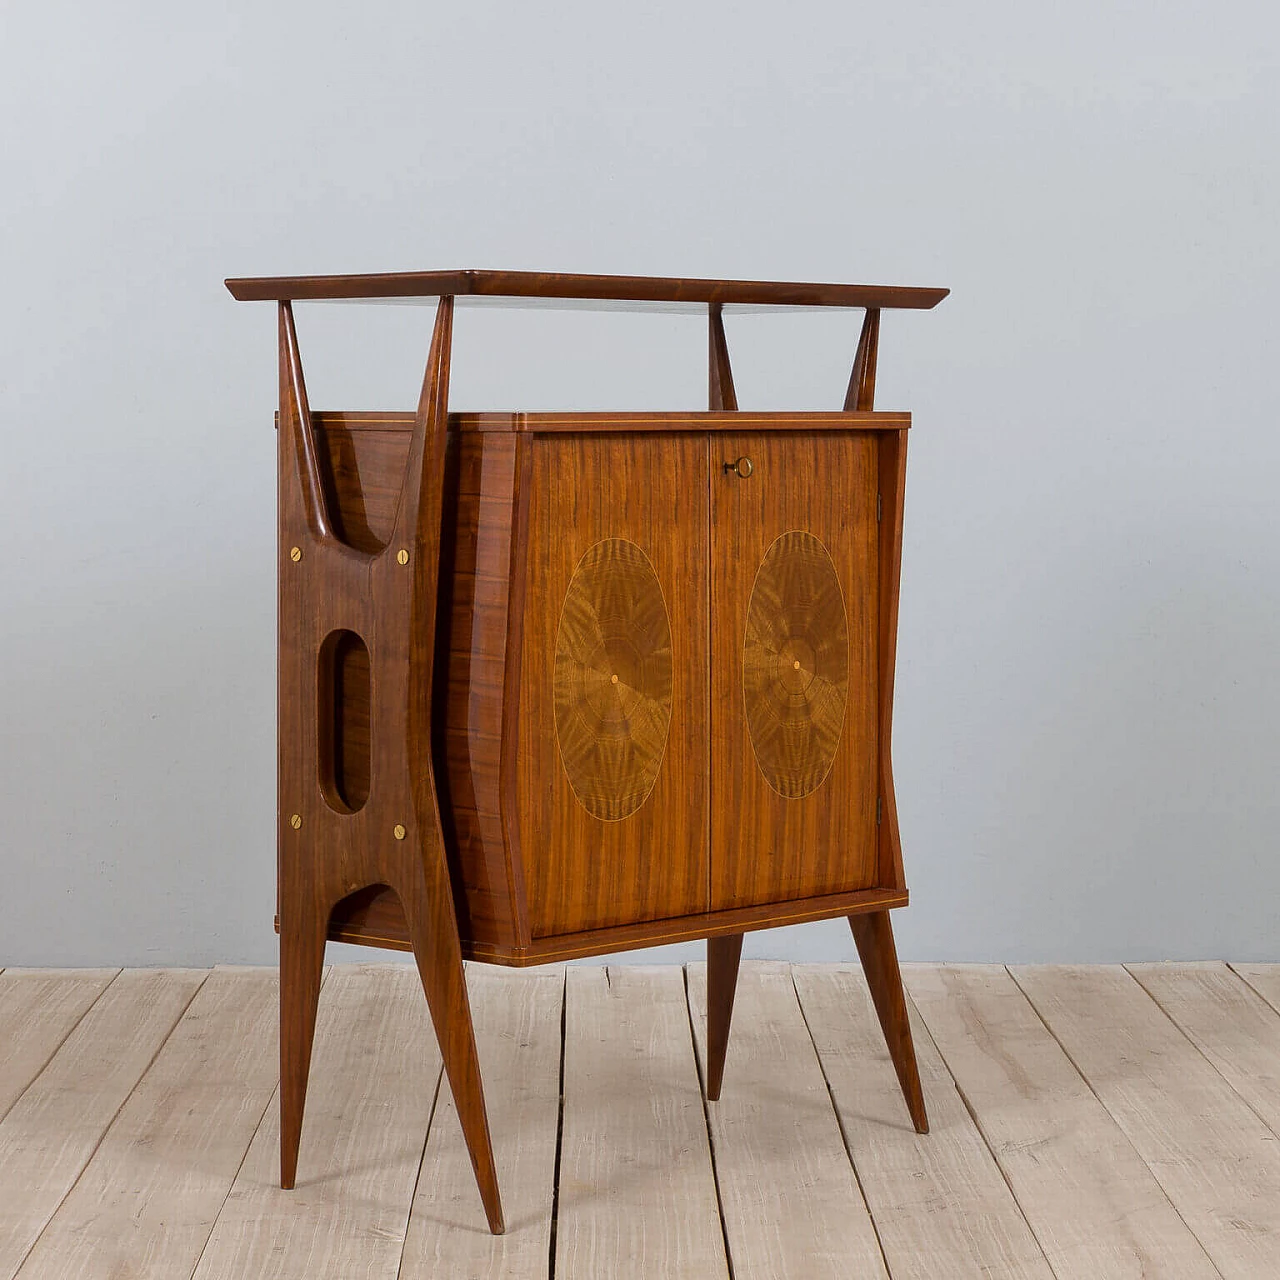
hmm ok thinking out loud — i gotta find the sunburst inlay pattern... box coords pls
[553,538,673,821]
[743,530,849,798]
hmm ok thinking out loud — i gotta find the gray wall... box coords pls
[2,1,1277,967]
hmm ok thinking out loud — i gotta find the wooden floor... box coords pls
[1,962,1279,1278]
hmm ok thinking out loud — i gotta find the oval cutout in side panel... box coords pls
[553,538,674,822]
[318,629,371,812]
[743,530,849,799]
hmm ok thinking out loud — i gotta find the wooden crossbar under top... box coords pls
[224,268,948,310]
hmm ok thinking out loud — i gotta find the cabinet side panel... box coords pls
[875,429,909,891]
[710,431,879,910]
[439,432,522,948]
[519,433,711,937]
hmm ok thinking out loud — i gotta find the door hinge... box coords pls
[876,492,882,522]
[876,796,882,825]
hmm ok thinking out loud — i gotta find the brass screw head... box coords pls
[393,823,407,840]
[289,813,302,830]
[289,546,302,563]
[396,548,410,565]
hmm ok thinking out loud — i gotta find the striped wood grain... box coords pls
[191,965,441,1280]
[0,969,118,1122]
[555,966,728,1280]
[906,965,1219,1279]
[793,964,1053,1280]
[1014,964,1280,1277]
[0,969,206,1280]
[401,965,563,1277]
[16,968,279,1280]
[687,962,888,1279]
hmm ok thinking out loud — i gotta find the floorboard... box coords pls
[1129,962,1280,1137]
[554,966,728,1280]
[191,965,441,1280]
[399,965,563,1280]
[0,969,206,1280]
[688,961,887,1279]
[794,964,1053,1280]
[16,967,279,1280]
[906,965,1220,1279]
[1233,964,1280,1016]
[1013,964,1280,1278]
[0,969,118,1122]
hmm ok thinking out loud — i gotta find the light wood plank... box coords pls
[401,965,563,1278]
[0,969,119,1122]
[907,965,1219,1279]
[556,966,728,1280]
[1014,964,1280,1277]
[17,967,278,1280]
[1233,964,1280,1016]
[1130,963,1280,1137]
[687,961,887,1279]
[192,964,441,1280]
[793,964,1052,1279]
[0,968,206,1280]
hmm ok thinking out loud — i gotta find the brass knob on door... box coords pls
[723,456,754,478]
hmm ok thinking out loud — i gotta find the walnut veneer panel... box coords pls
[710,432,879,910]
[519,433,711,938]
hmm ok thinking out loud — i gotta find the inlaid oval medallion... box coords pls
[743,530,849,799]
[553,538,673,822]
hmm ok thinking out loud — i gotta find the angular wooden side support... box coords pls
[276,297,504,1233]
[705,301,748,1103]
[709,301,738,412]
[844,307,880,412]
[848,910,928,1133]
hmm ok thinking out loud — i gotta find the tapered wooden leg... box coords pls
[848,910,928,1133]
[400,879,505,1234]
[279,902,328,1189]
[705,933,744,1102]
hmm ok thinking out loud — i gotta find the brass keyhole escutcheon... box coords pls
[723,456,754,479]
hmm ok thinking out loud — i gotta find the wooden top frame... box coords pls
[224,269,948,312]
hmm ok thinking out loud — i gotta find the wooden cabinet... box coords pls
[403,419,903,958]
[227,269,947,1234]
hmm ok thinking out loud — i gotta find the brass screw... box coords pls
[396,548,410,566]
[289,546,302,563]
[393,823,406,840]
[290,813,302,830]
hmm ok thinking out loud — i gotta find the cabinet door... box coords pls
[710,432,879,910]
[518,432,710,937]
